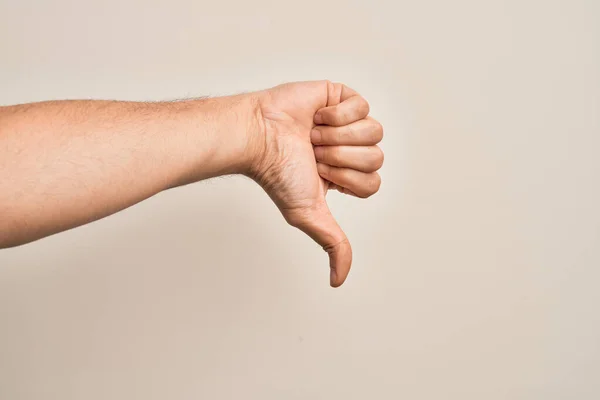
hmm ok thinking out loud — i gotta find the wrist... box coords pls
[233,92,267,178]
[165,93,266,187]
[191,93,266,177]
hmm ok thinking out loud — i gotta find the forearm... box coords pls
[0,95,260,248]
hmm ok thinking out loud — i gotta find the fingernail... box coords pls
[330,268,339,288]
[314,112,323,125]
[310,128,321,144]
[316,162,328,176]
[313,146,323,159]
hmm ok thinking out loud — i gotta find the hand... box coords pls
[248,81,384,287]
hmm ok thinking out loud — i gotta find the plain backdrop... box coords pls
[1,0,599,399]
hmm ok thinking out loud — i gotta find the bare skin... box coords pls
[0,81,383,287]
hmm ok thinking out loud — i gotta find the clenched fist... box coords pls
[248,81,384,287]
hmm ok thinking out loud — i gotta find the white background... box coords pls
[1,0,599,398]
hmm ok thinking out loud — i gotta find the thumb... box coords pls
[285,203,352,287]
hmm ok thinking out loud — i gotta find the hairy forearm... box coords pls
[0,95,259,248]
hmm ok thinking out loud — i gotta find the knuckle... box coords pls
[356,173,381,198]
[372,120,384,143]
[342,124,354,142]
[339,108,351,124]
[373,146,384,169]
[366,147,384,171]
[323,80,334,97]
[367,173,381,195]
[359,98,370,116]
[356,189,370,199]
[333,82,344,101]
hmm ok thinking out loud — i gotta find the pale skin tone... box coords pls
[0,81,383,287]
